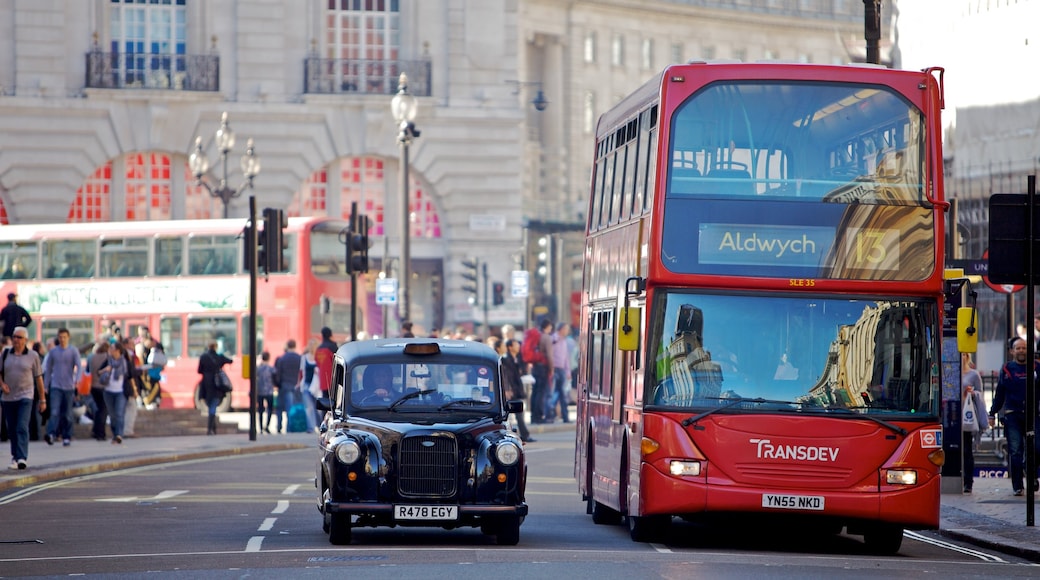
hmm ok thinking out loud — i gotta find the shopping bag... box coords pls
[962,394,979,432]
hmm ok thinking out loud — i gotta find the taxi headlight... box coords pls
[495,441,521,466]
[335,440,361,465]
[885,469,917,485]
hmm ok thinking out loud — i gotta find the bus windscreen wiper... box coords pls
[681,397,766,427]
[823,407,908,436]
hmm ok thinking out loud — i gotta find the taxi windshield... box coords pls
[349,362,496,410]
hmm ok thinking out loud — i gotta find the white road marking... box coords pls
[272,500,290,514]
[282,484,300,495]
[244,536,264,552]
[95,490,189,503]
[904,530,1007,562]
[258,518,276,532]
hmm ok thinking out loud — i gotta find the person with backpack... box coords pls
[523,318,555,424]
[989,336,1040,496]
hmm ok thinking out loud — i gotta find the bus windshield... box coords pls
[668,81,925,203]
[646,290,939,416]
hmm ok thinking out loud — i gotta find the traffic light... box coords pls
[262,208,287,273]
[461,258,479,305]
[244,221,258,272]
[492,282,504,306]
[347,215,370,274]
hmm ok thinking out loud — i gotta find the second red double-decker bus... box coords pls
[0,216,360,410]
[575,61,950,553]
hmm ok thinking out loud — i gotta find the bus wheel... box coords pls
[328,511,352,545]
[193,385,232,412]
[863,525,903,554]
[589,498,622,525]
[628,514,670,542]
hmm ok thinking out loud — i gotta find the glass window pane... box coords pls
[188,316,236,358]
[0,241,38,279]
[159,316,183,358]
[44,240,95,279]
[100,237,148,277]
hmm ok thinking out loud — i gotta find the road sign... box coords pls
[510,270,529,298]
[376,278,398,305]
[981,250,1024,294]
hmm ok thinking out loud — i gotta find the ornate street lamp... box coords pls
[189,112,261,218]
[391,73,420,323]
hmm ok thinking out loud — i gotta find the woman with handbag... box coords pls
[197,342,233,435]
[961,352,987,493]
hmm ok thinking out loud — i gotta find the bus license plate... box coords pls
[394,505,458,520]
[762,494,825,511]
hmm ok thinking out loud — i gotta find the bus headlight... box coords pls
[885,469,917,485]
[495,441,521,466]
[335,440,361,465]
[669,460,701,477]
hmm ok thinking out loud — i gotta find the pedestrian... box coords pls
[961,352,986,493]
[299,338,320,433]
[87,341,111,441]
[197,342,232,435]
[522,319,554,424]
[44,328,81,447]
[546,322,572,423]
[989,337,1040,496]
[500,338,534,443]
[256,351,276,433]
[28,340,48,441]
[1,326,46,469]
[121,338,143,438]
[143,338,167,408]
[315,327,338,410]
[102,342,130,444]
[401,321,415,338]
[0,293,31,339]
[273,339,302,433]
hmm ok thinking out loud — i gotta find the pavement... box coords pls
[2,414,1039,562]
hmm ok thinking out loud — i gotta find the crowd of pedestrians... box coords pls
[0,322,162,469]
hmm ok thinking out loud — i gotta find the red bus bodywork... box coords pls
[575,62,947,553]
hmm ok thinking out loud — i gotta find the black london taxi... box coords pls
[315,338,528,545]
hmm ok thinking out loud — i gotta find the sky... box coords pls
[895,0,1040,125]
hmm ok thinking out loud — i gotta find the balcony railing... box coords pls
[85,51,220,92]
[304,58,431,96]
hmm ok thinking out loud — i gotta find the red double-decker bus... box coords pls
[0,216,361,410]
[575,62,951,553]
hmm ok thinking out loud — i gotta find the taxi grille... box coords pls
[398,435,458,497]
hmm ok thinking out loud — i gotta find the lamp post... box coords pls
[391,73,420,323]
[189,112,261,218]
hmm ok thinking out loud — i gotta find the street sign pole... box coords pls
[1027,175,1036,526]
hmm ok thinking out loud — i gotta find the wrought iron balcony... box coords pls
[304,58,431,96]
[85,51,220,91]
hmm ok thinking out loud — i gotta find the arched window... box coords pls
[69,162,113,222]
[292,157,441,239]
[70,154,220,223]
[125,152,173,220]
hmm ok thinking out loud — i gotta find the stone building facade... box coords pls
[0,0,879,335]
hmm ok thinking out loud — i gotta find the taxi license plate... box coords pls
[762,494,825,511]
[394,505,458,520]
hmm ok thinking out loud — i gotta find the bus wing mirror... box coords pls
[957,307,978,353]
[618,307,641,352]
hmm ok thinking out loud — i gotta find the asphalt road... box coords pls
[1,430,1037,579]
